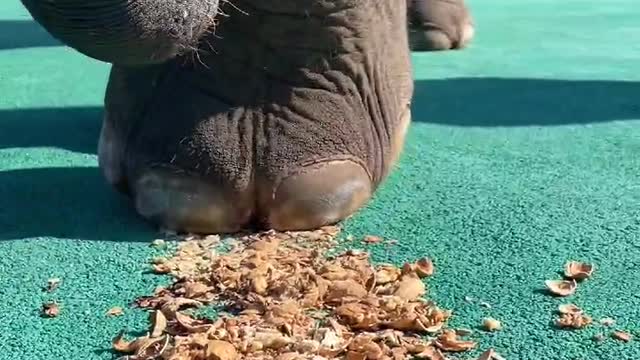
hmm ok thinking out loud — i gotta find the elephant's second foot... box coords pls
[409,23,475,51]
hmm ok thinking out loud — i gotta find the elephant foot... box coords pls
[129,160,372,234]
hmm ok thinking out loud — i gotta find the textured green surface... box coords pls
[1,0,639,359]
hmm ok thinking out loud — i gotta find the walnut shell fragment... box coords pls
[545,279,577,297]
[564,261,594,280]
[363,235,382,244]
[557,304,582,314]
[414,346,447,359]
[477,348,506,360]
[106,307,124,317]
[150,310,167,337]
[41,302,60,318]
[393,274,426,301]
[612,331,631,342]
[434,330,477,352]
[206,340,238,360]
[555,312,592,329]
[112,332,153,354]
[415,258,435,278]
[482,317,501,332]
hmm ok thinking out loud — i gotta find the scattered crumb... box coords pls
[545,279,577,297]
[555,312,592,329]
[612,331,631,342]
[464,296,474,303]
[479,302,492,309]
[564,261,594,280]
[415,257,435,277]
[41,302,60,318]
[477,348,506,360]
[45,278,61,293]
[557,304,582,314]
[434,329,477,352]
[482,317,502,332]
[106,307,124,317]
[207,340,238,360]
[592,333,605,342]
[362,235,382,244]
[455,328,474,336]
[599,317,615,326]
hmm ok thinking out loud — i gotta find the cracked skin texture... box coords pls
[103,0,414,233]
[105,1,413,231]
[20,0,473,233]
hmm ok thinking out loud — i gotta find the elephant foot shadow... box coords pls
[0,167,155,241]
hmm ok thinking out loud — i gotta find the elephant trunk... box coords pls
[20,0,219,65]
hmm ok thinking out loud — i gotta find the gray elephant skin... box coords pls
[20,0,474,234]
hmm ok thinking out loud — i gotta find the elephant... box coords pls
[20,0,474,234]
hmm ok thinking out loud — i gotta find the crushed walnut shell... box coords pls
[477,348,506,360]
[564,261,594,280]
[555,312,592,329]
[557,304,582,315]
[481,318,501,332]
[112,227,480,360]
[612,331,631,342]
[107,307,124,317]
[545,279,577,297]
[362,235,382,244]
[42,302,60,318]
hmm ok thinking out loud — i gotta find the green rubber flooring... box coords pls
[1,1,639,359]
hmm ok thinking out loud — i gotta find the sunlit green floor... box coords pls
[1,1,639,359]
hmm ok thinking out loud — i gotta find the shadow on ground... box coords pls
[0,20,61,50]
[0,107,101,154]
[0,167,155,241]
[412,78,640,126]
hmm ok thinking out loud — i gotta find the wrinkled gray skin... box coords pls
[21,0,474,234]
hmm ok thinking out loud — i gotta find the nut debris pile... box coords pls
[112,227,497,360]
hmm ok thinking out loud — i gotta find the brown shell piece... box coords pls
[433,330,477,352]
[41,302,60,318]
[106,307,124,317]
[150,310,168,337]
[415,258,434,278]
[477,349,506,360]
[545,279,577,296]
[206,340,238,360]
[112,332,150,353]
[414,346,447,359]
[482,318,501,332]
[564,261,594,280]
[393,275,426,301]
[363,235,383,244]
[555,313,592,329]
[612,331,632,342]
[557,304,582,314]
